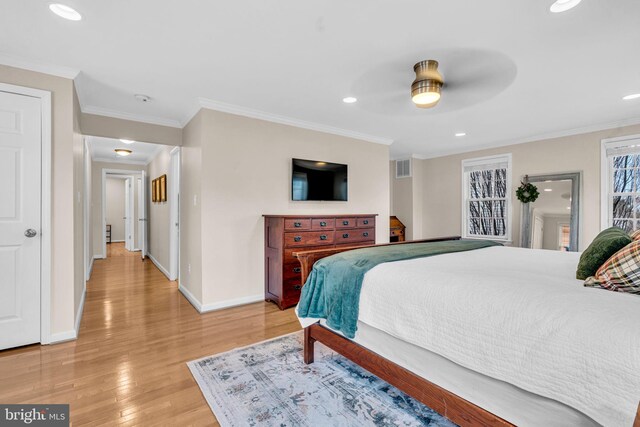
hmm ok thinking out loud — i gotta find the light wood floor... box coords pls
[0,251,300,425]
[107,242,140,258]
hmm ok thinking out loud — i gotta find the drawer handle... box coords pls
[294,236,302,242]
[293,267,301,273]
[363,232,369,237]
[294,222,302,228]
[343,233,349,238]
[363,220,369,225]
[320,221,327,227]
[320,234,328,240]
[343,220,349,225]
[294,285,302,290]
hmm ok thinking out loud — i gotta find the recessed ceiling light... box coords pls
[115,149,132,157]
[549,0,582,13]
[342,97,357,104]
[119,139,135,144]
[455,132,466,137]
[49,4,82,21]
[544,188,553,192]
[623,93,640,101]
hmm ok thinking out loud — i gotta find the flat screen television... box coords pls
[291,158,348,201]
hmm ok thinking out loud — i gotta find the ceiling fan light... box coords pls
[411,60,444,108]
[115,149,132,157]
[549,0,582,13]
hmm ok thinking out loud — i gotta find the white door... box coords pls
[532,216,544,249]
[0,90,42,349]
[124,178,132,251]
[138,171,147,260]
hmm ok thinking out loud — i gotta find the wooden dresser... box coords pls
[263,214,377,309]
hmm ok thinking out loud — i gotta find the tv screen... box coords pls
[292,158,348,201]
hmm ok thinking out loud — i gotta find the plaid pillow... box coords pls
[630,229,640,241]
[584,241,640,294]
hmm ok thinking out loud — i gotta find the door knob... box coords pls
[24,229,37,238]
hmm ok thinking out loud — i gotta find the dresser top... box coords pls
[263,214,378,218]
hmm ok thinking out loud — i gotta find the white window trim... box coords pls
[461,153,513,242]
[600,134,640,230]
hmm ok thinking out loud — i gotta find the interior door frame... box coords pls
[169,147,180,281]
[0,83,52,344]
[101,168,144,258]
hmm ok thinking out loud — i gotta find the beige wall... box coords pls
[417,124,640,250]
[542,214,570,250]
[91,162,146,257]
[106,178,126,241]
[184,109,390,308]
[72,87,85,326]
[80,113,181,147]
[179,111,203,301]
[0,64,79,337]
[147,145,173,271]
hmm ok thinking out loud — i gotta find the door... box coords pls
[169,148,180,280]
[139,171,147,260]
[0,90,42,349]
[124,178,132,251]
[532,216,544,249]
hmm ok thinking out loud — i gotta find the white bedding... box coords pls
[353,246,640,427]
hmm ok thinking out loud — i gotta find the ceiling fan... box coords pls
[411,60,444,109]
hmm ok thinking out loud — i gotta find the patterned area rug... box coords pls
[188,332,457,427]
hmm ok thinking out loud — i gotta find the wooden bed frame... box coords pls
[293,237,640,427]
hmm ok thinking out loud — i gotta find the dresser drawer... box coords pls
[283,262,303,281]
[284,245,329,265]
[335,227,375,244]
[336,218,357,229]
[311,218,335,230]
[357,217,375,228]
[283,277,304,295]
[284,231,335,247]
[284,218,312,230]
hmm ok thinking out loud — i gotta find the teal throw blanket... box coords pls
[297,239,501,338]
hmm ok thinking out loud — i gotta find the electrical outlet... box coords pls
[188,263,191,274]
[193,195,198,206]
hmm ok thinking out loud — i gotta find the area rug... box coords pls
[188,332,457,427]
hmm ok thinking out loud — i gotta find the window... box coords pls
[602,136,640,232]
[462,154,512,241]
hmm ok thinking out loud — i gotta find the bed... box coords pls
[294,238,640,427]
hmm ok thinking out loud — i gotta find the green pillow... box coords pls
[576,227,632,280]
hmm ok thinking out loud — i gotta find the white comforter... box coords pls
[354,246,640,427]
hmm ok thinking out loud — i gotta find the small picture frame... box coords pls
[160,174,167,202]
[152,179,158,202]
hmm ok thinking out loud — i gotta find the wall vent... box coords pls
[395,158,411,178]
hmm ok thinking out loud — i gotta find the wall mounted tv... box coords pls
[291,158,348,201]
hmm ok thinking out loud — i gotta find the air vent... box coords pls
[396,159,411,178]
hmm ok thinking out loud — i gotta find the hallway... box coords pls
[0,252,300,425]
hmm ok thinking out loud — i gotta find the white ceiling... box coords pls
[88,136,162,165]
[2,1,640,158]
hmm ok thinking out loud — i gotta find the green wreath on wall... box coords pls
[516,176,540,203]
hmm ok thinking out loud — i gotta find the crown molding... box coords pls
[195,97,394,146]
[0,52,79,80]
[82,105,182,128]
[92,156,149,166]
[411,116,640,160]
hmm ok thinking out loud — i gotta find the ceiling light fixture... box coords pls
[342,97,357,104]
[411,60,443,108]
[544,188,553,192]
[623,93,640,101]
[49,3,82,21]
[115,149,132,157]
[134,94,151,103]
[455,132,466,137]
[119,139,135,144]
[549,0,582,13]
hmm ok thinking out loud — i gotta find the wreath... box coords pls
[516,177,540,203]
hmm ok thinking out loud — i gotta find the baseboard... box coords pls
[74,285,86,335]
[179,284,202,312]
[49,330,76,344]
[148,253,171,280]
[200,294,264,313]
[110,239,125,243]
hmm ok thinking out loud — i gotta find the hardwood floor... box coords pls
[0,252,300,425]
[106,242,139,258]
